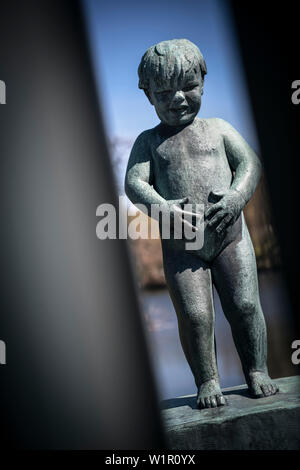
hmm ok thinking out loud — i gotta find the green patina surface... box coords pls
[125,39,279,409]
[161,376,300,450]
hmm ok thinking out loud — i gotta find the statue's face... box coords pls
[148,68,203,127]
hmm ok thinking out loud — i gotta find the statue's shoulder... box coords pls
[129,127,160,162]
[198,117,229,129]
[197,117,236,140]
[205,117,237,133]
[132,127,159,148]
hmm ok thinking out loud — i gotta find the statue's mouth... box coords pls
[170,107,188,116]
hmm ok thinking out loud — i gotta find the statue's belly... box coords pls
[153,150,232,202]
[153,152,242,262]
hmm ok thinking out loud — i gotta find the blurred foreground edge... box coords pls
[231,1,300,336]
[0,0,164,449]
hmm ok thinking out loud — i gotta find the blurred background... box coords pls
[83,0,296,400]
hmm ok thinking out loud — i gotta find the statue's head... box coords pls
[138,39,207,127]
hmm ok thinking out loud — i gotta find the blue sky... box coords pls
[82,0,260,184]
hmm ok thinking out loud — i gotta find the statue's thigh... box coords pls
[211,225,260,312]
[163,250,214,321]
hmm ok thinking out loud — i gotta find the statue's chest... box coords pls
[153,126,220,174]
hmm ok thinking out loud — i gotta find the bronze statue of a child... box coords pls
[125,39,279,408]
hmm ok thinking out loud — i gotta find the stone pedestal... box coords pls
[161,376,300,450]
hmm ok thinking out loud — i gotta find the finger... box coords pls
[174,196,189,207]
[173,205,182,213]
[215,215,233,234]
[208,210,226,227]
[181,209,203,219]
[210,190,225,201]
[205,203,222,219]
[182,218,198,232]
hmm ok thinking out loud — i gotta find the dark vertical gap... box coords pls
[0,0,164,449]
[231,2,300,337]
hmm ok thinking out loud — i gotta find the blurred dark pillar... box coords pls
[0,0,164,449]
[231,2,300,334]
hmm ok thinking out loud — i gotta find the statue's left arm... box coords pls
[220,118,262,205]
[205,118,262,233]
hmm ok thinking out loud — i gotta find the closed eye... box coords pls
[156,90,172,96]
[183,84,198,92]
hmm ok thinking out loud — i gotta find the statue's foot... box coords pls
[247,371,279,398]
[197,378,227,409]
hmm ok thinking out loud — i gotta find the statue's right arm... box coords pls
[125,131,167,215]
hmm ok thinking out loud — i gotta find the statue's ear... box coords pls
[201,78,205,96]
[144,89,153,105]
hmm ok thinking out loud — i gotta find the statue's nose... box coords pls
[172,91,186,104]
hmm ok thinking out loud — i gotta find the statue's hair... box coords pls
[138,39,207,92]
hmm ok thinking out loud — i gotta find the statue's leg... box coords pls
[163,248,226,408]
[211,220,279,397]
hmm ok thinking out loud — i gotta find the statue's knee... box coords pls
[181,308,213,331]
[234,298,259,318]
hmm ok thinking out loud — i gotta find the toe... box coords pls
[210,396,217,408]
[269,384,276,395]
[271,383,279,395]
[216,394,226,406]
[261,385,271,396]
[250,383,263,397]
[198,398,206,409]
[204,397,211,408]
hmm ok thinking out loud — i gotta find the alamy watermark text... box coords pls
[96,196,204,250]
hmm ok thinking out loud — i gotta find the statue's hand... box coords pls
[162,197,202,234]
[205,189,244,234]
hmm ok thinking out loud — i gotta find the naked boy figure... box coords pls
[125,39,279,408]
